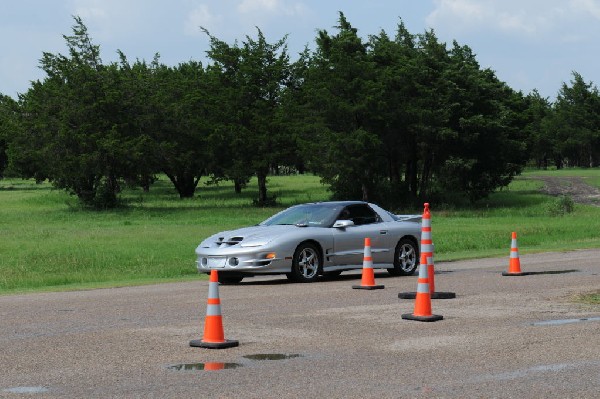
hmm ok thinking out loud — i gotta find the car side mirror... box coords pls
[333,220,354,229]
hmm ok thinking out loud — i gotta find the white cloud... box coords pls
[69,0,144,41]
[428,0,486,23]
[73,5,108,22]
[237,0,307,16]
[238,0,279,14]
[571,0,600,20]
[185,4,221,36]
[426,0,575,37]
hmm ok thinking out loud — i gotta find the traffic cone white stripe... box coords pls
[206,304,222,316]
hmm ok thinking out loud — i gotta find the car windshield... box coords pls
[260,204,341,227]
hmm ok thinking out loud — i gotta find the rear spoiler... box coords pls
[395,215,422,223]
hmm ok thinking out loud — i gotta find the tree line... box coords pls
[0,14,599,208]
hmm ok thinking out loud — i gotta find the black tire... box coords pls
[287,242,322,283]
[388,238,419,276]
[217,274,244,284]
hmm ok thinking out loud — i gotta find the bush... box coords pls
[545,195,574,216]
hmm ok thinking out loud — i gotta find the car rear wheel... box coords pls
[388,238,418,276]
[287,242,322,283]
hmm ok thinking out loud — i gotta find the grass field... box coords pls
[1,169,599,294]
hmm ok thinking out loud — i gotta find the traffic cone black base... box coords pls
[398,292,416,299]
[352,284,384,290]
[501,271,530,276]
[401,313,443,322]
[189,339,239,349]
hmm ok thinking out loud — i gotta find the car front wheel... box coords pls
[388,238,418,276]
[287,242,322,283]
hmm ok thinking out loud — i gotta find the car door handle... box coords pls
[379,230,388,235]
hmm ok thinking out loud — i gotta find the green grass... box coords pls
[0,175,330,293]
[1,169,599,294]
[572,291,600,305]
[433,175,600,260]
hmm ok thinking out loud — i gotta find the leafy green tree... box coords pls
[279,47,318,176]
[202,37,253,194]
[0,94,19,178]
[550,72,600,167]
[147,61,212,198]
[13,16,152,207]
[368,23,420,201]
[115,53,161,191]
[204,28,293,205]
[302,13,385,202]
[523,90,553,169]
[299,14,530,204]
[433,41,528,202]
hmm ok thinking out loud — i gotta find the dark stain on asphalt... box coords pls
[532,317,600,326]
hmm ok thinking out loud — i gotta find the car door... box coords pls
[331,204,391,266]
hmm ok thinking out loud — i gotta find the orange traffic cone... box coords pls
[502,232,529,276]
[420,203,433,267]
[352,238,384,290]
[402,256,443,322]
[190,269,239,349]
[398,203,432,299]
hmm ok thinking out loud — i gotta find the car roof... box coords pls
[300,201,368,207]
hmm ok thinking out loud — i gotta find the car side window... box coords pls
[342,204,381,225]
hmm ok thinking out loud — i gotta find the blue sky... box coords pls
[2,0,600,100]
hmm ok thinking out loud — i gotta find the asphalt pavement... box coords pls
[1,250,599,398]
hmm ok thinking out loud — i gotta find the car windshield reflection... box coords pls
[261,204,341,228]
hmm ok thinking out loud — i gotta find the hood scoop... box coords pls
[216,236,243,246]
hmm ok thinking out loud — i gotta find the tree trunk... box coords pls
[361,183,369,202]
[406,159,418,201]
[257,172,268,204]
[234,179,243,194]
[166,172,198,198]
[419,155,433,201]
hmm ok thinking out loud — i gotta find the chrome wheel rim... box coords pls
[298,247,319,278]
[397,243,416,272]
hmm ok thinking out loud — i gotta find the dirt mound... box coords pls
[536,176,600,206]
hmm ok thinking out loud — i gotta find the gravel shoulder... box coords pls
[0,250,599,398]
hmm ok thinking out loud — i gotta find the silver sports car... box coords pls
[195,201,422,284]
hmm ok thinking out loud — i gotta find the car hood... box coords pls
[199,225,300,249]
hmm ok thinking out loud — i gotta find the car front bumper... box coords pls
[195,246,292,274]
